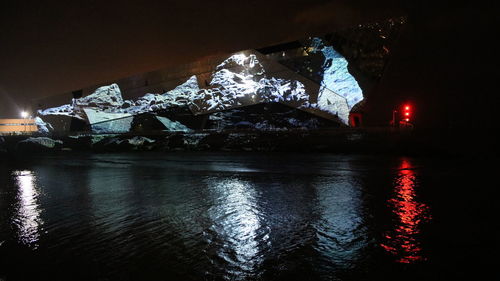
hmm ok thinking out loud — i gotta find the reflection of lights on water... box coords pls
[206,177,264,277]
[381,159,431,263]
[313,171,369,271]
[13,170,43,248]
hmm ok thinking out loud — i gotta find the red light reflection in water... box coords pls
[380,159,431,263]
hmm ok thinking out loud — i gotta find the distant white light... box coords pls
[21,111,29,118]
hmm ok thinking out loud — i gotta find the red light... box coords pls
[393,104,413,126]
[380,158,431,263]
[402,104,412,123]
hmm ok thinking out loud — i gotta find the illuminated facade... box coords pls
[0,119,38,134]
[34,18,405,134]
[35,44,359,133]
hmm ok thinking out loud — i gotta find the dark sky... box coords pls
[0,1,496,129]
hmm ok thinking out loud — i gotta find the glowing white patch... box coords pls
[311,38,364,111]
[13,170,43,248]
[206,177,265,275]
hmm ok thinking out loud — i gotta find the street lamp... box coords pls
[21,111,29,133]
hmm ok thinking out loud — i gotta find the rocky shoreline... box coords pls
[1,128,473,157]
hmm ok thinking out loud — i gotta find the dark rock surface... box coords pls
[0,137,6,154]
[16,137,63,152]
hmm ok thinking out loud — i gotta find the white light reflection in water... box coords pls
[13,170,43,248]
[313,175,368,272]
[380,158,431,263]
[205,177,264,279]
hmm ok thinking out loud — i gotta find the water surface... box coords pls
[0,153,496,280]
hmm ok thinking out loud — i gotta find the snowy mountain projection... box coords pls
[37,38,363,133]
[309,38,364,110]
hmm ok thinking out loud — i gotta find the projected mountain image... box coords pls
[36,38,364,134]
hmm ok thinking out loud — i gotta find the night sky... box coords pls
[0,1,496,129]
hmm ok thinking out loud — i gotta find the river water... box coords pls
[0,153,496,280]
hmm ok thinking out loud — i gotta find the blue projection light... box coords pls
[310,37,364,111]
[37,41,364,133]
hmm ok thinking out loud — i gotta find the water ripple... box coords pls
[0,154,440,281]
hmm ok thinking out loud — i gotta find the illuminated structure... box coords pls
[0,119,38,134]
[36,47,358,133]
[33,18,405,134]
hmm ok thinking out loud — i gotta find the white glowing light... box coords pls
[13,170,43,247]
[21,111,29,118]
[206,177,264,275]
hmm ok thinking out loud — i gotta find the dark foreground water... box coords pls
[0,153,497,281]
